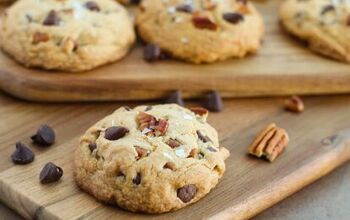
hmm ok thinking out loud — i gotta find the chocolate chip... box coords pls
[166,138,182,148]
[176,4,193,13]
[130,0,141,4]
[104,126,129,140]
[163,162,176,171]
[144,43,161,62]
[207,146,217,152]
[88,143,97,152]
[223,12,244,24]
[85,1,100,11]
[203,91,223,112]
[122,106,131,111]
[135,146,148,159]
[145,106,152,111]
[133,173,141,185]
[43,10,60,26]
[177,184,197,203]
[31,125,55,146]
[165,90,184,106]
[39,162,63,184]
[192,16,218,31]
[197,130,211,143]
[11,142,35,165]
[321,5,335,15]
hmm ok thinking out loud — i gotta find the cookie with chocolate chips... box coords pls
[74,104,230,213]
[280,0,350,62]
[0,0,135,72]
[136,0,264,63]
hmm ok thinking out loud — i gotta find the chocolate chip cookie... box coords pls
[0,0,135,72]
[136,0,264,63]
[280,0,350,62]
[74,104,230,213]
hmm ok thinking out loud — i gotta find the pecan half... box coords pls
[284,96,304,113]
[248,123,289,162]
[137,112,168,136]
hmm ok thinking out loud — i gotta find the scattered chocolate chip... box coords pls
[190,107,208,116]
[40,162,63,184]
[133,173,141,185]
[192,16,218,30]
[165,90,184,106]
[104,126,129,140]
[223,12,244,24]
[85,1,100,11]
[43,10,60,26]
[31,125,55,146]
[321,5,335,15]
[176,4,193,13]
[166,138,182,148]
[88,143,97,152]
[188,148,199,158]
[144,44,161,62]
[207,146,217,152]
[197,130,211,143]
[163,162,176,171]
[145,106,152,111]
[32,32,50,44]
[130,0,141,4]
[11,142,35,165]
[203,91,223,112]
[177,184,197,203]
[135,146,148,159]
[122,106,131,111]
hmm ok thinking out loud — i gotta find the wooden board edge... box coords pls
[209,130,350,220]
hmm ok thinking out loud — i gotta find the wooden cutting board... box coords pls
[1,94,350,220]
[0,0,350,102]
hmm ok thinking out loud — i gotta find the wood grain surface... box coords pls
[1,0,350,102]
[0,92,350,220]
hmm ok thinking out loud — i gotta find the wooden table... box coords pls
[0,91,350,219]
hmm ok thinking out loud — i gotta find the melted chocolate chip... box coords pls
[177,184,197,203]
[133,173,141,185]
[88,143,97,152]
[31,125,55,146]
[197,130,211,143]
[143,43,161,62]
[11,142,35,165]
[104,126,129,140]
[176,4,193,13]
[165,90,184,106]
[130,0,141,4]
[43,10,60,26]
[203,91,223,112]
[223,12,244,24]
[85,1,100,11]
[40,162,63,184]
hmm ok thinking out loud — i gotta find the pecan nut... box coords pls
[248,123,289,162]
[137,112,168,136]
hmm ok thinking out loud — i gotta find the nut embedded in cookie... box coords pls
[248,123,289,162]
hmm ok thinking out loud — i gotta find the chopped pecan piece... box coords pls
[32,32,49,44]
[166,138,182,148]
[192,16,218,31]
[284,96,304,113]
[163,162,176,171]
[248,123,289,162]
[137,112,168,136]
[188,148,199,158]
[135,146,148,160]
[61,37,78,53]
[190,107,208,116]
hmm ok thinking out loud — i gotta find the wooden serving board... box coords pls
[1,0,350,102]
[1,94,350,220]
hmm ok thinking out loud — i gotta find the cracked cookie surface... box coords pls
[74,104,230,213]
[280,0,350,62]
[0,0,135,72]
[136,0,264,63]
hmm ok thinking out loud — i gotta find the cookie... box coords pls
[136,0,264,63]
[280,0,350,62]
[0,0,135,72]
[74,104,230,213]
